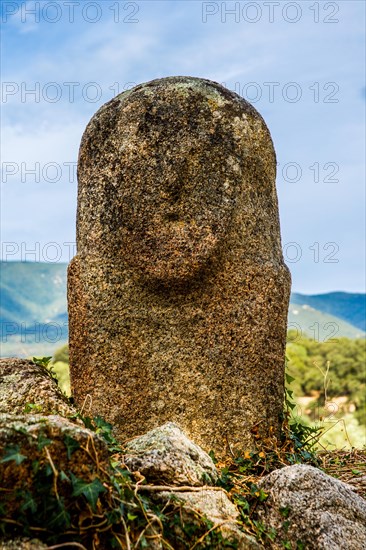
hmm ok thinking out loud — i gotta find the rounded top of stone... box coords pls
[114,75,256,106]
[92,76,268,131]
[77,76,284,277]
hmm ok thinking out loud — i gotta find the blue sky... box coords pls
[1,0,365,293]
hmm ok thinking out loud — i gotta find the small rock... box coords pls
[257,464,366,549]
[122,422,218,486]
[0,358,76,418]
[157,489,261,549]
[164,488,239,522]
[0,539,47,549]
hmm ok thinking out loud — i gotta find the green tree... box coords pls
[52,344,69,365]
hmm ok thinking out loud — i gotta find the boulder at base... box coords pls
[122,422,218,486]
[155,488,261,549]
[257,464,366,549]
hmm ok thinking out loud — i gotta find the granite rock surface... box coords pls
[156,489,262,549]
[68,75,291,456]
[123,421,218,486]
[257,464,366,549]
[0,358,77,418]
[0,539,48,549]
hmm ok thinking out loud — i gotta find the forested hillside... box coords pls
[1,263,365,359]
[291,292,366,332]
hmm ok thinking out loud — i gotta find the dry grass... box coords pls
[319,448,366,499]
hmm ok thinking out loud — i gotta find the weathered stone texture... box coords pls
[122,422,218,486]
[0,358,76,418]
[68,76,291,456]
[257,464,366,549]
[156,489,262,549]
[0,539,48,549]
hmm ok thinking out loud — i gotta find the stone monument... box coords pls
[68,76,291,456]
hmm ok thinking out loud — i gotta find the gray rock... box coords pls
[68,75,291,457]
[0,358,76,419]
[257,464,366,549]
[123,422,218,486]
[157,488,261,549]
[0,539,47,549]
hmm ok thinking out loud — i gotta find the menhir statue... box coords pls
[68,76,291,456]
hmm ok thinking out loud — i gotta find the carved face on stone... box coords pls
[112,87,244,283]
[77,78,274,282]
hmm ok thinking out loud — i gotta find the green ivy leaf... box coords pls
[37,433,52,451]
[106,508,123,525]
[208,449,217,464]
[48,499,71,530]
[20,491,37,513]
[258,489,268,502]
[80,415,94,430]
[60,470,70,482]
[23,403,43,414]
[267,527,277,541]
[234,495,250,513]
[1,446,27,465]
[32,356,52,367]
[285,373,295,384]
[71,474,106,510]
[63,435,80,459]
[93,416,119,448]
[94,416,113,432]
[279,506,291,518]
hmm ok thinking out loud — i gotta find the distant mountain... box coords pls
[288,302,365,341]
[292,292,366,332]
[1,262,67,325]
[0,262,68,358]
[0,262,365,358]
